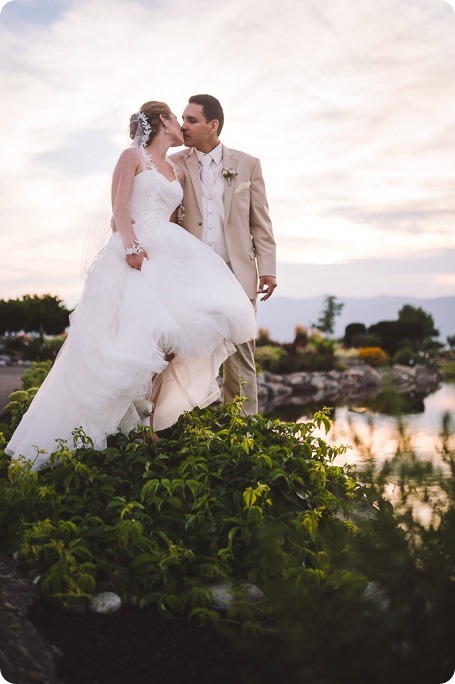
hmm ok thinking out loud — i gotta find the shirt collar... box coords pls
[195,142,223,165]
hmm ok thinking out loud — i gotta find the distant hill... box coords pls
[256,295,455,343]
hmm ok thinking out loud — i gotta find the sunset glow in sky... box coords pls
[0,0,454,307]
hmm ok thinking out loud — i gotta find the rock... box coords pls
[258,363,442,414]
[207,582,235,611]
[242,583,266,603]
[0,553,62,684]
[362,581,390,611]
[207,582,266,611]
[89,592,122,614]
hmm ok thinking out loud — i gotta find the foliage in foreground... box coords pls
[0,403,359,616]
[1,390,454,683]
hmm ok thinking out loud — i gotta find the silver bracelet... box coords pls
[125,240,145,256]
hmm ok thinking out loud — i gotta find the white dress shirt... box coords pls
[195,144,229,262]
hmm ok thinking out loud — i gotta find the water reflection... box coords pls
[278,383,455,469]
[266,382,455,679]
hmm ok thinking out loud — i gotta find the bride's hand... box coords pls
[126,250,148,270]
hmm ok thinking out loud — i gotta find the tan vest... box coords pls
[170,144,276,299]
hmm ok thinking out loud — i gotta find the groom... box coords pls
[170,94,277,414]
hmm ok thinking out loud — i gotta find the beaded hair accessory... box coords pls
[133,111,152,149]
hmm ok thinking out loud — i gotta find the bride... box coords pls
[6,101,257,470]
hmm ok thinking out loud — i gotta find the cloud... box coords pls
[0,0,72,27]
[275,249,455,299]
[0,0,455,306]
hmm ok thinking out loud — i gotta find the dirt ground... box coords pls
[30,602,269,684]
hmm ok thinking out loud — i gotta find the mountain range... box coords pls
[256,295,455,343]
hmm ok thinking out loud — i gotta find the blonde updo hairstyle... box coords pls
[129,101,172,147]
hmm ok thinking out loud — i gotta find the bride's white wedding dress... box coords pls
[6,158,257,470]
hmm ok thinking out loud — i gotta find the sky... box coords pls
[0,0,454,308]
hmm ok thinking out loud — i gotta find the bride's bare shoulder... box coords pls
[113,147,141,173]
[117,147,139,163]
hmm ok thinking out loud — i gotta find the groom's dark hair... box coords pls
[189,94,224,135]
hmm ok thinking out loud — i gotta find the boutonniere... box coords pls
[221,167,239,186]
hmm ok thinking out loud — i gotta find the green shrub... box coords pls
[21,360,53,389]
[255,345,289,372]
[3,388,39,432]
[351,333,382,349]
[392,346,418,366]
[441,360,455,381]
[293,348,336,372]
[2,335,65,361]
[0,401,361,618]
[1,395,454,681]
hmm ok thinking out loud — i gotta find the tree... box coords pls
[0,299,26,335]
[0,295,71,335]
[315,295,344,336]
[447,335,455,351]
[398,304,439,340]
[368,319,432,355]
[343,323,366,348]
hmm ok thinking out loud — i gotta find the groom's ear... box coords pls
[210,119,220,135]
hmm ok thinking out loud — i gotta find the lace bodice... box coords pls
[128,167,183,224]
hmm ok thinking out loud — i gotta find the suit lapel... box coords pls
[185,148,203,216]
[222,145,237,228]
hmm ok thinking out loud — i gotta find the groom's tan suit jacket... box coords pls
[170,145,276,300]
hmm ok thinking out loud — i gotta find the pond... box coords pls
[271,381,455,526]
[273,381,455,470]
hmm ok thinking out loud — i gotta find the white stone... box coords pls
[362,581,390,611]
[89,592,122,614]
[207,582,266,610]
[207,582,235,611]
[242,583,266,602]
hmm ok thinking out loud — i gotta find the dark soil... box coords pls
[29,602,274,684]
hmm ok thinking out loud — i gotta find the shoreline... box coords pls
[0,363,446,419]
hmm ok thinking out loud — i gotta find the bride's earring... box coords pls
[165,129,170,134]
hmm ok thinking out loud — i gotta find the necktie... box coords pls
[200,154,214,190]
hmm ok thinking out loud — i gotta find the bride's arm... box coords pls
[111,149,148,269]
[169,167,183,225]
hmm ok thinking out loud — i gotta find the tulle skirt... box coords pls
[6,220,257,469]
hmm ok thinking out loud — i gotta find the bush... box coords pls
[256,328,274,347]
[2,334,65,361]
[292,348,336,372]
[343,323,366,347]
[2,385,454,682]
[358,347,389,367]
[293,325,309,349]
[20,360,53,389]
[255,345,289,373]
[2,360,52,433]
[0,402,359,619]
[3,388,39,433]
[392,347,418,366]
[351,333,382,349]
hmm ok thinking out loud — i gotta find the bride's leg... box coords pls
[147,354,175,439]
[144,374,162,442]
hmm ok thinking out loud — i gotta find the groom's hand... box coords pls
[258,276,277,301]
